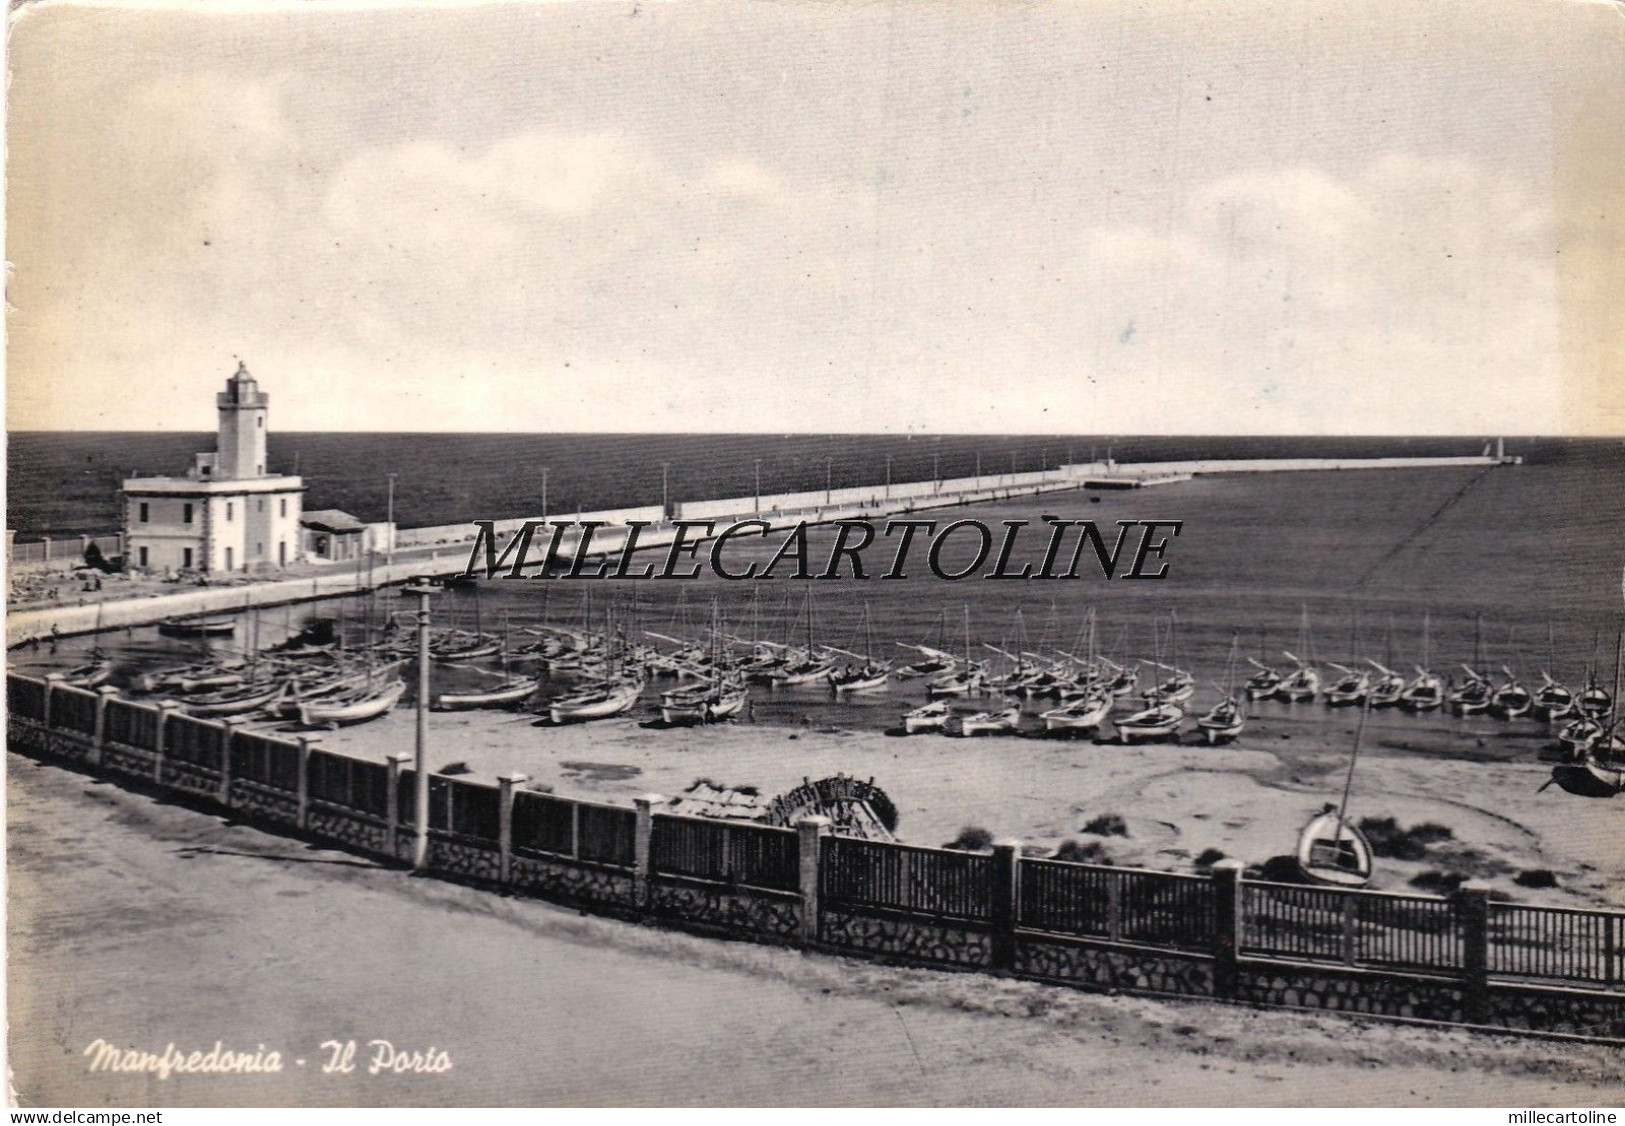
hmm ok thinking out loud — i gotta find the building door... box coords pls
[278,540,286,566]
[225,546,234,572]
[182,547,193,570]
[138,547,148,568]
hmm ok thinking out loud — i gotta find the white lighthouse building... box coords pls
[122,362,306,575]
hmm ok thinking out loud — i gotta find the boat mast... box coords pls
[1336,698,1371,832]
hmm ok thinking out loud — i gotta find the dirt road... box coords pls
[7,752,1621,1107]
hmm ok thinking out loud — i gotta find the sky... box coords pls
[6,0,1623,434]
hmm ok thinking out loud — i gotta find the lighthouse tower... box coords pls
[121,361,305,574]
[216,360,269,479]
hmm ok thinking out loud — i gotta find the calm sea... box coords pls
[5,432,1609,540]
[8,432,1623,735]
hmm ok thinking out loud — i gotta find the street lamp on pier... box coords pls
[660,462,671,520]
[754,458,762,514]
[402,577,440,871]
[541,467,549,522]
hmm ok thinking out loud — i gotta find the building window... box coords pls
[226,502,234,521]
[139,502,149,523]
[257,465,263,475]
[280,498,287,518]
[256,542,263,555]
[183,547,193,569]
[183,503,194,524]
[258,499,265,513]
[138,546,149,568]
[258,417,264,428]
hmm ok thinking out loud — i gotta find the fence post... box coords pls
[796,816,830,945]
[217,718,245,805]
[296,736,319,829]
[1210,860,1245,1000]
[497,773,528,888]
[385,753,411,861]
[1107,869,1123,943]
[991,839,1021,971]
[1456,883,1492,1024]
[633,793,664,910]
[153,700,182,784]
[91,685,119,768]
[42,673,65,733]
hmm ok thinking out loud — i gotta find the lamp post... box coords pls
[660,462,670,520]
[975,452,981,487]
[932,453,940,494]
[884,455,892,501]
[541,467,549,522]
[825,457,832,504]
[754,458,762,514]
[385,473,397,566]
[402,578,439,871]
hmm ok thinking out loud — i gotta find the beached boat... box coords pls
[61,659,113,689]
[958,698,1021,736]
[1244,658,1283,700]
[186,679,285,716]
[1041,691,1112,734]
[1532,674,1575,722]
[1322,662,1369,707]
[894,610,958,679]
[826,604,892,694]
[1489,667,1533,719]
[432,632,502,663]
[1275,654,1321,702]
[434,676,540,711]
[1577,675,1613,720]
[1366,661,1406,708]
[1401,612,1444,712]
[1115,700,1184,743]
[1196,696,1245,744]
[926,608,982,698]
[901,700,952,734]
[1296,808,1374,886]
[1449,666,1493,715]
[660,677,748,725]
[549,677,645,724]
[1296,702,1374,887]
[298,679,407,728]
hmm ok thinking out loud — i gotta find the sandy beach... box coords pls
[9,750,1623,1107]
[304,693,1625,912]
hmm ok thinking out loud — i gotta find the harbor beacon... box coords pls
[120,362,305,575]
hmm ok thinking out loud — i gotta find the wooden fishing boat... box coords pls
[1449,666,1493,715]
[825,603,891,694]
[1577,676,1613,720]
[902,700,952,734]
[298,679,407,728]
[1116,701,1183,743]
[1275,655,1321,702]
[958,698,1021,736]
[928,666,984,698]
[1297,701,1375,886]
[660,678,748,725]
[1322,662,1369,707]
[1490,667,1533,719]
[62,659,113,689]
[1041,691,1112,734]
[1555,715,1606,760]
[1297,809,1374,886]
[1196,697,1245,744]
[1366,661,1406,708]
[1401,667,1445,712]
[434,676,540,711]
[1532,674,1575,722]
[187,679,285,716]
[158,616,237,638]
[549,677,645,723]
[1244,658,1283,700]
[432,633,502,663]
[1103,660,1139,698]
[895,610,958,679]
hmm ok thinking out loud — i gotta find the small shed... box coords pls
[301,509,368,562]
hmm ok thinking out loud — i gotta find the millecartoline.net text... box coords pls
[460,517,1183,582]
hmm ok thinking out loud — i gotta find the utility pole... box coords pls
[825,456,832,504]
[660,462,671,520]
[403,578,439,871]
[885,455,892,500]
[385,473,397,566]
[541,467,549,522]
[754,458,762,514]
[932,453,940,494]
[975,452,981,486]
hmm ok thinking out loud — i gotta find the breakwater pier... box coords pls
[5,449,1516,648]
